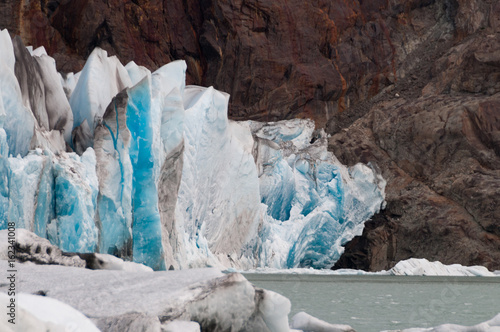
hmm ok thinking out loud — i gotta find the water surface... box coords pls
[244,274,500,332]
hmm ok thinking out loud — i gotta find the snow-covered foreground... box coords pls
[0,231,498,331]
[1,259,499,332]
[0,260,356,332]
[0,29,385,271]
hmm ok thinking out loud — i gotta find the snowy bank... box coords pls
[0,260,292,331]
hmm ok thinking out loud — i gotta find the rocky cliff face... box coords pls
[1,0,499,271]
[0,0,445,123]
[331,0,500,271]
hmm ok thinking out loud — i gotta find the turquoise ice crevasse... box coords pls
[126,76,166,270]
[94,61,187,270]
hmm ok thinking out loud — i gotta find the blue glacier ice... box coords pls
[51,149,99,252]
[175,86,263,268]
[0,148,99,253]
[251,120,386,269]
[93,60,187,270]
[0,35,386,270]
[126,77,165,270]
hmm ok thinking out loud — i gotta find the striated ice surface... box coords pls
[252,120,386,269]
[0,147,99,253]
[0,30,35,157]
[175,86,263,269]
[32,51,74,144]
[1,39,386,271]
[51,149,99,252]
[93,60,187,270]
[70,48,132,151]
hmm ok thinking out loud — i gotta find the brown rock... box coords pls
[0,0,448,125]
[2,0,500,272]
[330,93,500,271]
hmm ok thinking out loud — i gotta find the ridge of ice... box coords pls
[0,38,387,271]
[70,48,132,151]
[242,258,499,277]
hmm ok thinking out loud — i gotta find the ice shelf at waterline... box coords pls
[243,258,500,277]
[0,29,386,270]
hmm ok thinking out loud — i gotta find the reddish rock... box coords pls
[1,0,500,271]
[0,0,437,124]
[330,93,500,271]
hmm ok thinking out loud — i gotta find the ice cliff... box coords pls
[0,30,385,270]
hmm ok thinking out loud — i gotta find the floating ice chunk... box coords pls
[291,311,355,332]
[259,290,291,332]
[70,48,132,151]
[398,313,500,332]
[388,258,496,277]
[163,320,201,332]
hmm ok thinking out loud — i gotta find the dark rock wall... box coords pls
[1,0,499,271]
[331,1,500,271]
[0,0,444,123]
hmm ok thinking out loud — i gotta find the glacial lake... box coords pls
[243,274,500,332]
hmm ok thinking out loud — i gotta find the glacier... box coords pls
[0,29,385,271]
